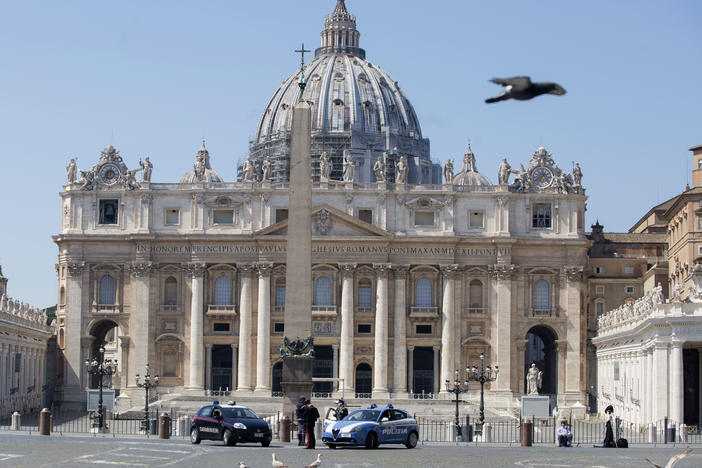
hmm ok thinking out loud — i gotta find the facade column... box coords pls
[646,348,654,423]
[64,262,86,403]
[255,262,273,394]
[652,341,669,422]
[205,343,213,390]
[187,263,205,389]
[237,264,255,392]
[555,339,568,395]
[392,266,409,396]
[439,265,459,393]
[332,344,339,389]
[407,345,415,394]
[373,263,391,396]
[563,267,584,399]
[489,264,516,393]
[670,338,684,425]
[130,262,154,384]
[432,345,440,394]
[230,344,238,390]
[338,263,357,395]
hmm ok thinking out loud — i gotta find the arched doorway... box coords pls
[272,362,283,394]
[211,345,232,391]
[88,319,119,389]
[524,325,558,395]
[412,347,435,395]
[355,363,372,396]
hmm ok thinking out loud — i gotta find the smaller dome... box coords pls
[452,145,492,186]
[179,141,224,184]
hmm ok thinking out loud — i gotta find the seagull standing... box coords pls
[271,452,289,468]
[485,76,566,103]
[305,453,322,468]
[645,448,694,468]
[239,462,250,468]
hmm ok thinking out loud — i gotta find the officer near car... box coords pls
[335,399,348,420]
[303,400,321,449]
[295,396,307,446]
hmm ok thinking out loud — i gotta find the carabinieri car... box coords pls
[322,404,419,449]
[190,401,272,446]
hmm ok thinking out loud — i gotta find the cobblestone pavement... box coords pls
[0,432,699,468]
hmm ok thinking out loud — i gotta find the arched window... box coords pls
[534,280,550,310]
[214,276,232,305]
[59,286,66,306]
[99,275,116,305]
[315,276,332,306]
[355,363,372,395]
[469,280,483,309]
[275,280,286,307]
[358,279,372,307]
[164,277,178,305]
[416,277,432,307]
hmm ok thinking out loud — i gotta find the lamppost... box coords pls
[84,346,117,431]
[445,369,470,438]
[468,352,498,429]
[135,363,159,433]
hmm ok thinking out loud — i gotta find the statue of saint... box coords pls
[498,158,512,185]
[343,154,355,182]
[261,156,271,182]
[242,157,255,182]
[526,363,543,395]
[572,162,583,188]
[396,156,408,184]
[66,158,77,183]
[140,157,153,182]
[319,152,332,182]
[373,155,386,182]
[443,159,454,184]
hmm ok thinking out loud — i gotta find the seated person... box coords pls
[557,420,573,447]
[212,408,221,418]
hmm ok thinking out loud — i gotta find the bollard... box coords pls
[483,423,492,443]
[11,412,21,431]
[279,416,291,443]
[158,412,171,439]
[39,408,51,436]
[521,420,533,447]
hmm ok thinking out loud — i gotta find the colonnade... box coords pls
[0,340,49,413]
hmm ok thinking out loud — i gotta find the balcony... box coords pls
[409,306,439,319]
[206,304,238,317]
[312,305,337,319]
[273,305,285,314]
[529,307,557,318]
[159,304,180,313]
[355,306,372,314]
[92,304,122,314]
[465,307,486,315]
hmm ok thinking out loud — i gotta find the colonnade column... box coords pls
[255,262,273,395]
[392,266,409,397]
[439,265,459,393]
[670,338,684,425]
[338,263,356,395]
[646,348,654,423]
[373,263,391,397]
[64,262,85,401]
[652,341,669,422]
[187,263,205,389]
[490,264,516,393]
[237,264,255,392]
[130,262,154,384]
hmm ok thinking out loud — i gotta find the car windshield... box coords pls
[220,407,260,419]
[345,409,381,422]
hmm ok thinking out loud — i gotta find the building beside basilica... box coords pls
[54,1,590,413]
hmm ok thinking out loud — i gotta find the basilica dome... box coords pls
[179,141,224,184]
[452,145,492,186]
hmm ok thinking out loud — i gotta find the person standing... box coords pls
[335,399,348,420]
[295,396,307,446]
[303,400,320,449]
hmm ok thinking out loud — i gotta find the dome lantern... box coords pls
[316,0,365,59]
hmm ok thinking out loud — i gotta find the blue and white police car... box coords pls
[322,404,419,449]
[190,401,272,446]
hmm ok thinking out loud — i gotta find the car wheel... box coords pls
[405,431,418,449]
[261,440,271,447]
[190,428,201,444]
[223,429,234,446]
[365,432,378,449]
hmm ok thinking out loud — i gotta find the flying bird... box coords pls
[485,76,566,103]
[305,453,322,468]
[271,453,289,468]
[645,448,694,468]
[239,462,250,468]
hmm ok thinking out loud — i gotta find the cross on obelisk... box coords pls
[294,43,311,95]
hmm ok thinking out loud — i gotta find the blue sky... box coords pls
[0,0,700,307]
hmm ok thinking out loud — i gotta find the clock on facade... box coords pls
[531,167,553,188]
[99,164,121,185]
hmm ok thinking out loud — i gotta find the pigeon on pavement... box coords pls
[486,76,566,103]
[305,453,322,468]
[239,462,250,468]
[645,448,694,468]
[271,453,289,468]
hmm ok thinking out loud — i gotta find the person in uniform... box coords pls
[335,399,348,420]
[303,400,320,449]
[295,396,307,446]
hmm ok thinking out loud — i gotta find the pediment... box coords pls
[404,196,446,209]
[255,204,391,238]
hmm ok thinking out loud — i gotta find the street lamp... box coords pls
[445,369,470,438]
[84,346,117,431]
[468,352,498,429]
[135,363,159,433]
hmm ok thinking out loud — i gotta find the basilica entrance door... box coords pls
[211,345,232,391]
[412,347,434,395]
[524,326,558,396]
[355,363,372,396]
[313,346,333,394]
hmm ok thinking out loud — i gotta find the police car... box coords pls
[190,401,272,446]
[322,404,419,449]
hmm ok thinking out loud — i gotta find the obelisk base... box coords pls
[281,357,314,421]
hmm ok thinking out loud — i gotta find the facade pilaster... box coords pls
[489,263,517,393]
[652,341,669,422]
[129,262,155,384]
[187,263,205,389]
[205,343,213,389]
[563,266,584,398]
[554,339,568,395]
[407,345,415,394]
[230,344,238,390]
[64,262,86,402]
[255,262,273,394]
[237,264,255,392]
[372,263,391,397]
[338,263,356,394]
[432,345,440,394]
[439,265,459,393]
[392,266,409,396]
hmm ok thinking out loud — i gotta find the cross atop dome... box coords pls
[316,0,365,59]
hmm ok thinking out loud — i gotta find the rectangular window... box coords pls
[213,209,234,225]
[594,266,605,274]
[469,211,484,228]
[165,208,180,225]
[358,286,372,307]
[357,324,371,334]
[625,285,636,294]
[624,266,634,274]
[213,322,230,332]
[274,322,284,333]
[595,285,605,295]
[275,209,288,223]
[98,199,119,225]
[358,209,373,224]
[596,302,605,316]
[699,246,702,256]
[697,215,702,230]
[613,362,620,381]
[532,203,551,228]
[275,286,286,306]
[416,324,432,334]
[414,211,435,226]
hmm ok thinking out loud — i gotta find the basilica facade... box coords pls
[54,1,589,413]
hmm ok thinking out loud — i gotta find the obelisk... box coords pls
[281,44,314,420]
